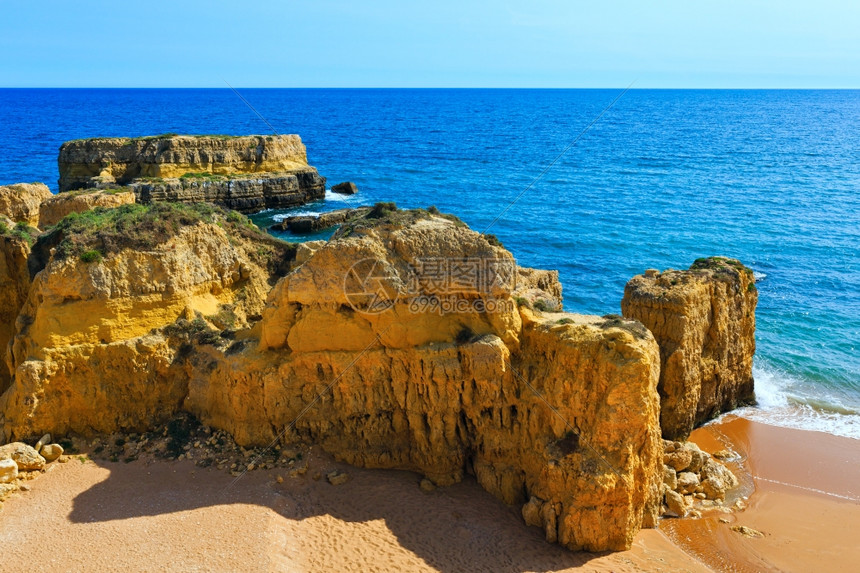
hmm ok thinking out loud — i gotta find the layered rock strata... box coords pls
[621,258,757,440]
[270,207,371,234]
[58,135,326,213]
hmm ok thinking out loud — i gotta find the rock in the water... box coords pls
[731,525,764,538]
[327,471,349,486]
[331,181,358,195]
[0,458,17,483]
[0,183,53,227]
[39,444,64,463]
[622,257,757,439]
[270,207,370,234]
[0,442,46,471]
[57,135,326,214]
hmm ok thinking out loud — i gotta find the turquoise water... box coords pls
[1,88,858,437]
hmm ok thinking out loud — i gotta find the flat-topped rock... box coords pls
[270,207,371,234]
[58,134,326,213]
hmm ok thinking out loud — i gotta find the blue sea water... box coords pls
[1,88,858,438]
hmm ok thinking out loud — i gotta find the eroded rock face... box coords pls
[38,189,136,228]
[621,257,757,440]
[0,204,293,440]
[184,211,663,551]
[0,236,32,395]
[0,183,53,226]
[0,204,753,553]
[58,135,326,213]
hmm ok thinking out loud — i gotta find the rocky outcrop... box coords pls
[331,181,358,195]
[659,439,738,518]
[183,210,663,551]
[270,207,370,234]
[58,135,326,213]
[0,183,52,227]
[621,258,757,440]
[0,201,757,552]
[0,203,295,441]
[38,189,135,228]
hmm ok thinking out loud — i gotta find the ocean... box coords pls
[1,88,858,438]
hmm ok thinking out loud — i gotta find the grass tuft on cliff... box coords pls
[0,220,39,245]
[34,202,297,273]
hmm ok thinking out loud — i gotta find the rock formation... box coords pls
[270,207,370,234]
[621,258,757,440]
[0,198,756,552]
[38,189,136,228]
[58,135,326,213]
[0,183,53,227]
[1,203,294,440]
[331,181,358,195]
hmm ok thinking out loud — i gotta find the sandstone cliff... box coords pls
[38,189,136,228]
[0,183,53,227]
[0,202,756,552]
[0,235,32,395]
[0,203,294,440]
[621,258,757,440]
[58,135,326,213]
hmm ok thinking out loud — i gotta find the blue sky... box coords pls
[2,0,858,87]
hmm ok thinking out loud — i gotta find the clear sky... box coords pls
[2,0,858,88]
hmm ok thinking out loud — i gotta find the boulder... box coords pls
[0,442,45,471]
[664,448,693,472]
[0,183,52,227]
[677,471,700,493]
[663,465,678,490]
[40,444,64,463]
[34,433,51,453]
[331,181,358,195]
[665,489,687,517]
[521,496,543,528]
[0,458,17,483]
[622,257,757,439]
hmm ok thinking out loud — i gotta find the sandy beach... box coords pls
[1,417,858,572]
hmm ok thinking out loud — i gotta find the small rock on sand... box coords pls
[731,525,764,538]
[419,478,436,493]
[40,444,64,463]
[0,442,46,471]
[327,471,349,486]
[0,459,18,484]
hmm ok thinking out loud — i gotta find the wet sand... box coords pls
[1,417,858,572]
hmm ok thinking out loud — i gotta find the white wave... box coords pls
[753,271,767,281]
[271,210,321,222]
[727,363,860,440]
[325,190,362,203]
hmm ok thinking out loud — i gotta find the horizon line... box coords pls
[1,86,860,90]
